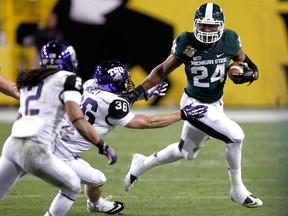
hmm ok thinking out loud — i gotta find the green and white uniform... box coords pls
[172,29,241,103]
[172,29,244,159]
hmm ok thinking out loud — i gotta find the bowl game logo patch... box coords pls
[183,46,195,57]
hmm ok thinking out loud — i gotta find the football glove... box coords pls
[232,62,258,85]
[97,139,117,165]
[144,81,168,100]
[125,85,146,105]
[181,104,208,120]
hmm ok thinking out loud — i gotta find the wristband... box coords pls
[97,139,105,147]
[71,117,85,124]
[134,85,145,96]
[180,109,187,120]
[243,54,258,72]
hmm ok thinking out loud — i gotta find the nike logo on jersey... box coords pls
[217,53,224,58]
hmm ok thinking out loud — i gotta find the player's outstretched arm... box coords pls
[125,104,207,129]
[125,55,182,105]
[125,111,181,129]
[0,74,19,99]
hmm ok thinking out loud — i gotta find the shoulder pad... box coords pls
[108,99,129,119]
[172,32,196,58]
[64,75,83,94]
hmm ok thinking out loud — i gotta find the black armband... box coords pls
[134,85,146,96]
[126,85,146,105]
[71,117,85,124]
[97,139,105,147]
[96,139,108,155]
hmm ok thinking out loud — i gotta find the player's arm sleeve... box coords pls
[229,30,258,72]
[108,99,135,126]
[228,30,242,55]
[61,75,83,104]
[243,54,258,72]
[171,32,190,63]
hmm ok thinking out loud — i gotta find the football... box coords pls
[227,61,244,80]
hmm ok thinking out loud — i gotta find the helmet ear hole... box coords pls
[194,3,224,44]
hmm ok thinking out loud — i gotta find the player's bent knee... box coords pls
[181,144,203,160]
[227,125,245,143]
[186,155,196,160]
[96,172,106,185]
[228,123,245,142]
[88,170,107,187]
[231,132,245,143]
[185,151,200,160]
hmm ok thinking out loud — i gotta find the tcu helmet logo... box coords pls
[108,67,125,81]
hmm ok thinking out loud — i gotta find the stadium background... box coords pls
[0,0,287,107]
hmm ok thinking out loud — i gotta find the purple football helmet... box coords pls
[40,40,78,72]
[94,60,135,94]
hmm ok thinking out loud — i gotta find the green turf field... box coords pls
[0,119,287,216]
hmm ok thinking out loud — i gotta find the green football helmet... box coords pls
[194,3,225,44]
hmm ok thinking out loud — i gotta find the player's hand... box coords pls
[144,81,168,100]
[181,104,208,120]
[237,62,259,85]
[125,85,146,105]
[97,140,117,165]
[126,90,139,105]
[104,146,117,165]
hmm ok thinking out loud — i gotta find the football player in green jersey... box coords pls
[124,2,262,208]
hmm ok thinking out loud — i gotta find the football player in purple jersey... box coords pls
[54,60,207,213]
[0,40,120,216]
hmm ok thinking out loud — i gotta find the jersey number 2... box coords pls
[25,82,43,115]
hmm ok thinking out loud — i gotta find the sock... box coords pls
[94,197,103,206]
[48,193,74,216]
[228,168,245,190]
[144,143,182,170]
[44,211,52,216]
[226,142,242,170]
[229,168,252,203]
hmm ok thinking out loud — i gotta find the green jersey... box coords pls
[172,29,241,103]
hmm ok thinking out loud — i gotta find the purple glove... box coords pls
[181,104,208,120]
[144,81,168,100]
[97,139,117,165]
